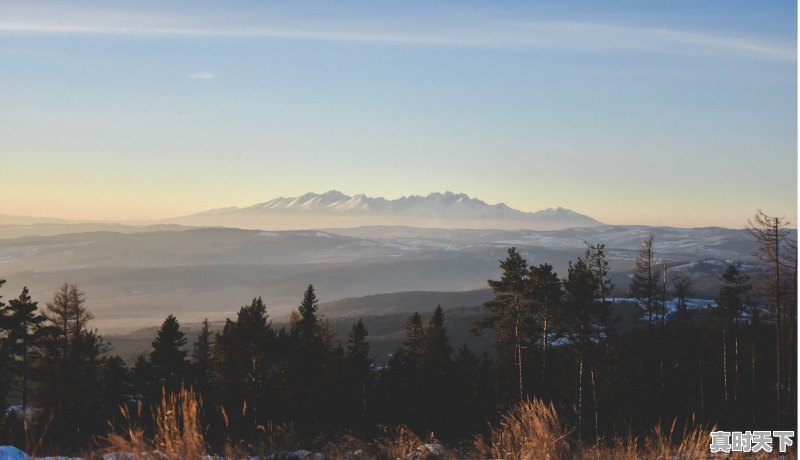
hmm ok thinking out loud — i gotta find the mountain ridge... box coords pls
[177,191,603,231]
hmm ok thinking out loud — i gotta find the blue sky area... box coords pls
[0,0,796,227]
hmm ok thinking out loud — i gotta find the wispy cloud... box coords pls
[187,71,215,80]
[0,8,793,62]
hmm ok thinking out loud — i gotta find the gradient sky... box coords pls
[1,0,796,228]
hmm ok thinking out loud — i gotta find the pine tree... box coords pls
[712,263,751,407]
[528,263,563,385]
[344,319,372,425]
[192,318,212,400]
[6,286,46,438]
[0,279,11,416]
[292,284,324,348]
[149,314,188,394]
[474,247,533,401]
[131,354,153,401]
[422,305,452,371]
[392,311,423,370]
[562,255,609,443]
[101,355,131,427]
[213,297,277,439]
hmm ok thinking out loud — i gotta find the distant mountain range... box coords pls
[171,191,603,230]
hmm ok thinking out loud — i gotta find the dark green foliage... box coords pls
[293,284,324,349]
[343,319,372,430]
[212,297,276,439]
[101,355,131,426]
[422,306,452,371]
[192,318,212,401]
[6,286,46,418]
[474,247,535,401]
[149,314,189,394]
[528,262,563,390]
[0,280,10,416]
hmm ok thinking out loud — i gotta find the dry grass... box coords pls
[105,386,207,459]
[375,425,424,458]
[473,398,571,459]
[587,420,713,460]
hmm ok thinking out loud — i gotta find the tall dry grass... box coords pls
[586,419,713,460]
[473,398,571,459]
[475,400,796,459]
[105,386,207,459]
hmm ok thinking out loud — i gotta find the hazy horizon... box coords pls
[1,1,797,228]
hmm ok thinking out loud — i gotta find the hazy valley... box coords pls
[0,199,765,334]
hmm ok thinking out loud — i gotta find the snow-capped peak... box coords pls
[205,192,604,230]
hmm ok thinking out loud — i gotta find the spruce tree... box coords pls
[293,284,323,347]
[213,297,276,439]
[149,314,188,394]
[192,318,213,401]
[422,305,452,371]
[101,355,131,427]
[344,319,372,426]
[403,312,424,365]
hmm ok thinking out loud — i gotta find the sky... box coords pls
[0,0,796,228]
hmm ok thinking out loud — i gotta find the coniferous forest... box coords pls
[0,211,796,458]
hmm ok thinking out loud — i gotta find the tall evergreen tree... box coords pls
[292,284,324,348]
[474,247,534,401]
[149,314,188,394]
[192,318,213,400]
[100,355,131,428]
[0,279,11,416]
[562,255,610,443]
[344,319,372,427]
[213,297,277,439]
[422,305,452,371]
[6,286,46,439]
[712,263,751,408]
[528,263,563,386]
[402,312,425,365]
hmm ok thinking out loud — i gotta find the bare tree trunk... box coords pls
[515,319,523,401]
[591,368,599,445]
[774,219,782,427]
[752,341,757,425]
[542,315,548,383]
[578,357,583,442]
[22,322,28,451]
[734,335,739,403]
[700,369,705,421]
[723,328,728,404]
